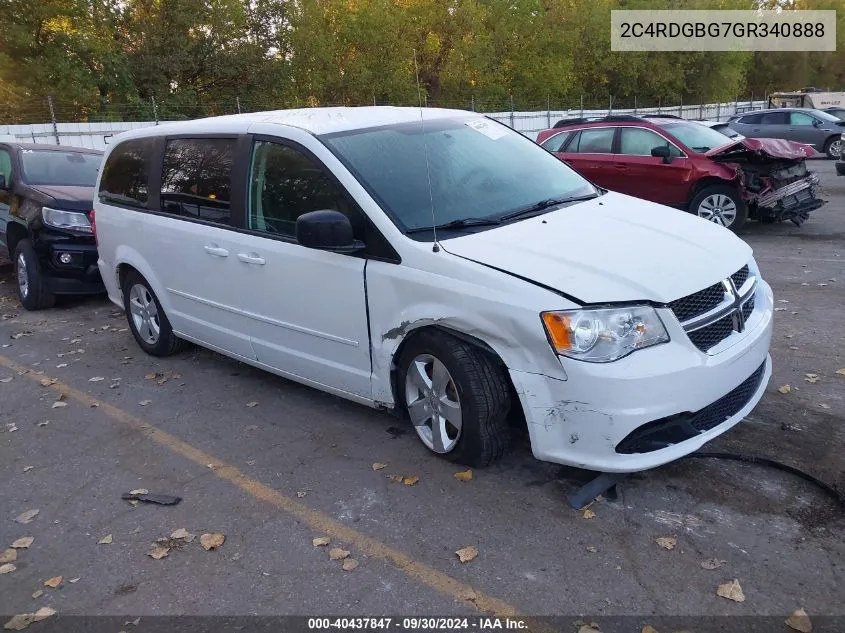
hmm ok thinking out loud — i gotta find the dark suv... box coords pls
[0,143,104,310]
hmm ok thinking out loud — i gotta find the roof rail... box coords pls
[552,114,644,128]
[640,113,683,119]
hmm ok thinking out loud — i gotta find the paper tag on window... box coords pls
[465,118,508,140]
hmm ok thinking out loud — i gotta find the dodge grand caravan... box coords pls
[94,107,774,473]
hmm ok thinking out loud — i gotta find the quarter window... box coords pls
[540,132,571,153]
[618,128,682,157]
[248,141,357,238]
[570,128,614,154]
[99,139,153,208]
[160,138,235,225]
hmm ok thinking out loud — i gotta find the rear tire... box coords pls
[398,330,511,467]
[689,184,747,231]
[823,136,842,160]
[14,239,54,311]
[122,270,187,357]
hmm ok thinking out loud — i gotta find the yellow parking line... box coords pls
[0,354,520,617]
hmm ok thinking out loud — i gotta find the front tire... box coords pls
[14,239,54,310]
[398,330,511,467]
[823,136,842,160]
[122,270,186,356]
[690,184,747,231]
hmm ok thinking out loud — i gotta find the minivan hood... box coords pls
[28,184,95,212]
[705,137,817,161]
[440,191,751,304]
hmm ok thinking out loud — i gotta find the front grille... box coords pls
[731,265,750,289]
[668,282,725,322]
[741,292,755,321]
[615,361,767,454]
[688,315,734,352]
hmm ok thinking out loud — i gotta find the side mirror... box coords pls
[296,210,364,253]
[0,174,6,190]
[651,146,673,164]
[812,119,823,127]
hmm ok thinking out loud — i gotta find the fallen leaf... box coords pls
[22,466,33,473]
[156,377,167,385]
[43,576,62,588]
[642,626,659,633]
[342,558,359,571]
[148,546,170,560]
[716,579,745,603]
[131,527,143,535]
[145,372,157,380]
[31,590,43,599]
[246,401,258,408]
[6,424,17,432]
[655,536,677,550]
[785,607,812,633]
[244,425,258,432]
[837,368,845,376]
[312,536,330,547]
[0,563,15,574]
[200,532,225,551]
[69,577,79,583]
[805,374,819,383]
[0,549,16,564]
[39,378,56,387]
[138,400,152,406]
[402,475,418,486]
[455,545,478,563]
[245,460,255,466]
[460,588,478,602]
[11,537,33,549]
[170,528,192,540]
[296,491,306,498]
[36,421,48,427]
[372,462,387,471]
[0,377,12,383]
[581,508,596,520]
[819,403,830,410]
[98,534,113,544]
[88,376,105,382]
[586,545,598,553]
[778,384,791,394]
[578,625,601,633]
[129,488,149,495]
[454,470,473,482]
[51,401,67,409]
[15,509,39,524]
[701,558,726,570]
[329,547,350,560]
[774,307,787,312]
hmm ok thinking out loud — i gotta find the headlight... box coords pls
[541,306,669,362]
[42,207,92,233]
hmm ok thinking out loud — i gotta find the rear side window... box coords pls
[760,112,788,125]
[160,138,235,225]
[99,139,153,208]
[570,128,614,154]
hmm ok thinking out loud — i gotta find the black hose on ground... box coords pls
[683,451,845,508]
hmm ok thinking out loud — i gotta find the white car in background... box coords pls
[92,107,773,473]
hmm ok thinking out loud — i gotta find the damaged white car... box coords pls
[93,107,773,473]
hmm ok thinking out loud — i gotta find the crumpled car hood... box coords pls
[440,191,751,304]
[706,138,817,161]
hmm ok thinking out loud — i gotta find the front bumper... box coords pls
[35,230,104,295]
[511,280,774,473]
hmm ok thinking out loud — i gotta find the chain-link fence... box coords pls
[0,94,768,149]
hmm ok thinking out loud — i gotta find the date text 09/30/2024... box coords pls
[307,618,528,630]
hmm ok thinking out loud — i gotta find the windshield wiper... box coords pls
[405,217,502,234]
[499,192,599,222]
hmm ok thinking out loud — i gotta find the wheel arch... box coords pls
[687,176,741,208]
[111,246,173,315]
[5,221,29,260]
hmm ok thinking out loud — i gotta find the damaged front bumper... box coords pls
[510,280,774,473]
[750,172,825,226]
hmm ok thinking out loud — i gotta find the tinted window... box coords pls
[572,128,614,154]
[618,128,682,157]
[738,113,762,124]
[0,149,11,184]
[322,118,595,232]
[760,112,788,125]
[540,131,571,152]
[249,141,357,237]
[20,150,101,187]
[99,139,152,207]
[789,112,815,126]
[160,138,234,225]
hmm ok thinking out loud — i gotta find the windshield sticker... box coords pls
[465,118,508,140]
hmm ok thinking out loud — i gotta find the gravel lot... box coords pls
[1,160,843,629]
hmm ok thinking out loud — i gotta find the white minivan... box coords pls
[94,107,773,473]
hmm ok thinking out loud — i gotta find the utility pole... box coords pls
[151,96,159,125]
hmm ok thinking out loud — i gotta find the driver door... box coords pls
[229,137,373,399]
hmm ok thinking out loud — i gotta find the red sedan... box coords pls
[536,115,824,230]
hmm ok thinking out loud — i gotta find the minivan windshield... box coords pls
[658,122,735,153]
[321,117,596,232]
[20,149,102,187]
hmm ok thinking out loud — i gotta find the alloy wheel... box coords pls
[404,354,462,453]
[128,283,161,345]
[16,253,29,299]
[697,193,738,228]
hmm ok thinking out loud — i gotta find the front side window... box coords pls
[571,128,615,154]
[789,112,815,126]
[21,150,101,187]
[322,117,595,232]
[160,138,234,225]
[99,139,152,207]
[249,141,356,237]
[659,122,735,153]
[618,128,682,157]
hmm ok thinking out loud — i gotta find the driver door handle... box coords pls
[204,244,229,257]
[237,253,266,266]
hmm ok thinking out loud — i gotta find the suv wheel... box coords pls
[823,136,842,160]
[14,239,54,310]
[398,330,511,467]
[122,270,187,356]
[690,184,747,231]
